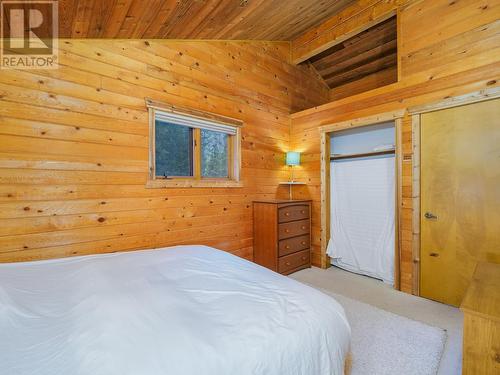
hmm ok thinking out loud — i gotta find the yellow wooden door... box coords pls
[420,98,500,307]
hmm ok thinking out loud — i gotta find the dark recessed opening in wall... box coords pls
[305,16,398,100]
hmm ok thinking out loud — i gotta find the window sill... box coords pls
[146,179,243,189]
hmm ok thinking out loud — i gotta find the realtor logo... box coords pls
[1,0,58,69]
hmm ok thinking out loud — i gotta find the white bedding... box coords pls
[0,245,350,375]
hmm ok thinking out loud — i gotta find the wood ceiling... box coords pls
[307,16,398,89]
[35,0,356,40]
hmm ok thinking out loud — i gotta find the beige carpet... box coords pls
[290,266,463,375]
[317,288,446,375]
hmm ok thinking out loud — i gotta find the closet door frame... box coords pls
[319,110,405,291]
[408,86,500,297]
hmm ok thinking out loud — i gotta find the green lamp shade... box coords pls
[286,151,300,166]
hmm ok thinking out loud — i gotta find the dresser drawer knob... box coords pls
[285,245,290,249]
[301,226,306,230]
[285,262,291,266]
[285,212,290,216]
[301,256,306,261]
[301,241,306,246]
[301,210,305,214]
[285,229,290,233]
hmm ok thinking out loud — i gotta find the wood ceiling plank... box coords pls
[316,38,397,78]
[129,0,166,38]
[87,0,117,37]
[325,52,397,87]
[293,0,380,49]
[342,15,396,47]
[157,1,206,38]
[302,13,398,91]
[330,66,398,100]
[311,17,396,71]
[251,0,321,41]
[2,0,363,41]
[141,0,179,39]
[220,1,278,40]
[178,0,228,39]
[211,0,268,39]
[243,0,354,41]
[276,0,354,41]
[159,0,214,38]
[71,0,96,38]
[187,0,242,39]
[115,0,150,38]
[292,0,408,64]
[248,0,305,40]
[100,0,134,38]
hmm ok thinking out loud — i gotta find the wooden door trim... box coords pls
[411,114,421,296]
[319,109,405,290]
[319,110,405,133]
[319,130,331,270]
[394,117,403,291]
[408,87,500,115]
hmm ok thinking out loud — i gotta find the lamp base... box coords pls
[278,181,306,200]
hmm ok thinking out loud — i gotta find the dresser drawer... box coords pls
[278,249,310,274]
[278,219,309,240]
[278,235,310,257]
[254,200,311,275]
[278,204,309,223]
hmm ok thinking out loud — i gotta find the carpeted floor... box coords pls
[291,266,463,375]
[320,290,446,375]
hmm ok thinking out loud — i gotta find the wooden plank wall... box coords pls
[290,0,500,294]
[0,40,329,263]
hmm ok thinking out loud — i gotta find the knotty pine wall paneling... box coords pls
[290,0,500,294]
[0,40,329,263]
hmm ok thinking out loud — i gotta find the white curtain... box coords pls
[327,156,395,284]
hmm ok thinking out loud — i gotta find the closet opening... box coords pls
[329,122,396,285]
[319,111,404,290]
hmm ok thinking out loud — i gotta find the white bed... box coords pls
[0,245,350,375]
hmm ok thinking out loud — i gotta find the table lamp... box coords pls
[281,151,303,200]
[286,151,300,181]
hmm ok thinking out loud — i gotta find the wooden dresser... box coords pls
[460,262,500,374]
[253,199,311,275]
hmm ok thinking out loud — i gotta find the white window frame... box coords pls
[145,99,242,188]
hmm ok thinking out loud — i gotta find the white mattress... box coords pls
[0,245,350,375]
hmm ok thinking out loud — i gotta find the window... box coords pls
[146,99,242,188]
[155,122,193,177]
[201,129,229,178]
